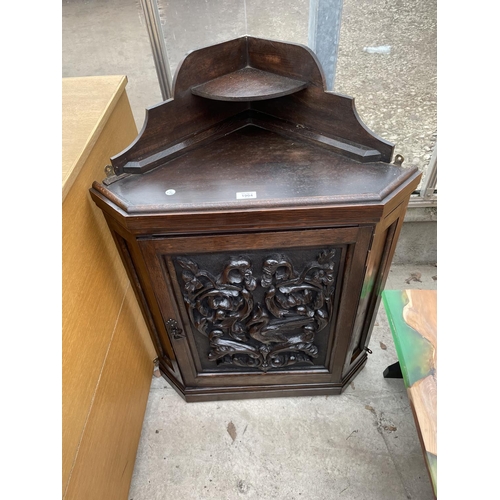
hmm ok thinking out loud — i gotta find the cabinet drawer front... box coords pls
[139,227,372,388]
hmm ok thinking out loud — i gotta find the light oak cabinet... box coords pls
[62,76,155,500]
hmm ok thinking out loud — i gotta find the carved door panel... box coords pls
[139,226,373,388]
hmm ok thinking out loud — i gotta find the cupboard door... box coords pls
[139,226,373,388]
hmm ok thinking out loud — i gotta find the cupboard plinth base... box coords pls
[159,353,368,402]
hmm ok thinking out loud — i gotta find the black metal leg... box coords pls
[383,361,403,379]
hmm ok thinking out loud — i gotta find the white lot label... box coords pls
[236,191,257,199]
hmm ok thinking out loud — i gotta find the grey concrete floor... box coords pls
[128,264,437,500]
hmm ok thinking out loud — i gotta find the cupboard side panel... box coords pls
[103,216,183,384]
[342,200,410,376]
[328,225,374,381]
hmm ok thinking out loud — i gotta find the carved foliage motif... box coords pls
[177,249,337,372]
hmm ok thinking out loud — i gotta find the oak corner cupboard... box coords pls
[90,36,421,402]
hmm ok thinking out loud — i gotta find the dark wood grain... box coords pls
[250,110,383,162]
[89,36,422,401]
[253,87,394,162]
[109,36,393,174]
[103,127,417,214]
[191,67,308,101]
[247,36,325,88]
[172,37,247,98]
[110,97,249,174]
[90,185,387,234]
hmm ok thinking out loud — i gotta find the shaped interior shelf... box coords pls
[191,67,308,101]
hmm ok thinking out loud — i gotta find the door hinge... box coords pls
[393,154,404,167]
[165,318,185,339]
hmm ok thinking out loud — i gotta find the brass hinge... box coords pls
[104,164,115,177]
[393,154,404,167]
[165,318,185,340]
[103,164,130,186]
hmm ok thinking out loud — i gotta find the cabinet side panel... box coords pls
[329,225,374,381]
[107,226,183,383]
[342,201,409,376]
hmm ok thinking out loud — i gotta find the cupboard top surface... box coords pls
[102,126,417,214]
